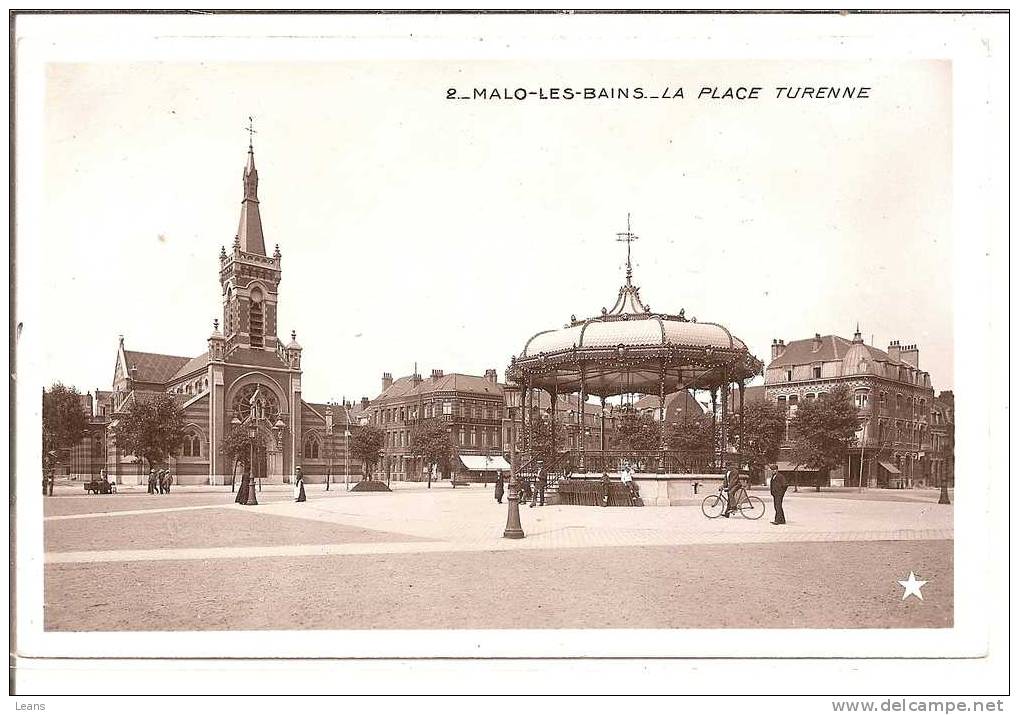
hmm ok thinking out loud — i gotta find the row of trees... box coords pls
[42,382,862,483]
[515,385,862,479]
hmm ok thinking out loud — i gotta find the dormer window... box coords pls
[812,365,822,379]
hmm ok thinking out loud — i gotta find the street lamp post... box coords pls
[503,441,524,539]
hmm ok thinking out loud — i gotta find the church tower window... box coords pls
[249,287,264,348]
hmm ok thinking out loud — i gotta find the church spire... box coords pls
[236,117,266,255]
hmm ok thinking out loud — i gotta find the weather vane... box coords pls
[616,212,639,283]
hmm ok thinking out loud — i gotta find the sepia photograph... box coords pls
[10,9,1009,703]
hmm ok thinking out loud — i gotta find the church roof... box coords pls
[236,145,266,255]
[123,350,191,384]
[171,352,210,381]
[305,402,354,426]
[227,346,288,369]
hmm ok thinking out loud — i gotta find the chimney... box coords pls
[361,396,370,409]
[770,339,786,362]
[484,369,498,383]
[900,343,919,368]
[887,340,902,362]
[382,372,393,391]
[325,404,334,435]
[431,369,444,381]
[811,333,822,352]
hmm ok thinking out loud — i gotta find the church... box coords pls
[99,141,359,485]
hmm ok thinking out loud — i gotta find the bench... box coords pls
[84,480,113,495]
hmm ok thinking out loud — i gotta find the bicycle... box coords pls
[701,483,766,520]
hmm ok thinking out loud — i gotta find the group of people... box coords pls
[147,468,174,494]
[492,464,641,508]
[492,469,547,507]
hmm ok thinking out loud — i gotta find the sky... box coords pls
[36,59,952,403]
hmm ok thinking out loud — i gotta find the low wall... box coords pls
[631,474,724,507]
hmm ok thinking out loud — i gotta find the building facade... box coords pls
[363,369,616,481]
[929,390,955,487]
[87,143,359,485]
[765,329,938,487]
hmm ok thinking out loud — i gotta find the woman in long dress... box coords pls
[294,466,307,502]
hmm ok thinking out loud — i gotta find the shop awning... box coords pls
[460,455,511,471]
[775,461,815,472]
[879,461,902,474]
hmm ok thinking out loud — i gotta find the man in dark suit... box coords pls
[770,467,788,525]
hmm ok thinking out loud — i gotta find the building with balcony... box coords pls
[765,328,937,487]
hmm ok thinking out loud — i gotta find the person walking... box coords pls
[494,472,505,504]
[294,466,307,502]
[235,467,247,504]
[770,466,788,525]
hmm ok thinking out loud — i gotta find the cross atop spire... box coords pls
[237,119,265,255]
[615,212,639,285]
[246,115,257,152]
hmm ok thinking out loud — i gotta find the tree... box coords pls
[220,425,260,478]
[349,424,384,479]
[115,393,186,472]
[610,410,661,472]
[666,412,715,472]
[788,385,860,490]
[736,401,787,477]
[409,418,453,486]
[42,383,89,474]
[525,412,567,468]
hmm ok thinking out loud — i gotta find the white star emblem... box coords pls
[898,571,928,601]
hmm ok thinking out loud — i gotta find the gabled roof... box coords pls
[375,373,504,402]
[123,350,191,384]
[633,389,707,418]
[768,335,907,370]
[171,352,210,381]
[305,401,354,426]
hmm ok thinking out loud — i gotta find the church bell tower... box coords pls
[219,125,283,355]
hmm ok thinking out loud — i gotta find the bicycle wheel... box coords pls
[739,495,766,520]
[701,494,726,518]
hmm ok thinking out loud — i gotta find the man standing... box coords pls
[147,468,156,494]
[770,466,788,525]
[494,472,505,504]
[620,463,639,505]
[530,467,547,508]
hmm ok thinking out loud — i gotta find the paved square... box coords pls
[43,484,953,630]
